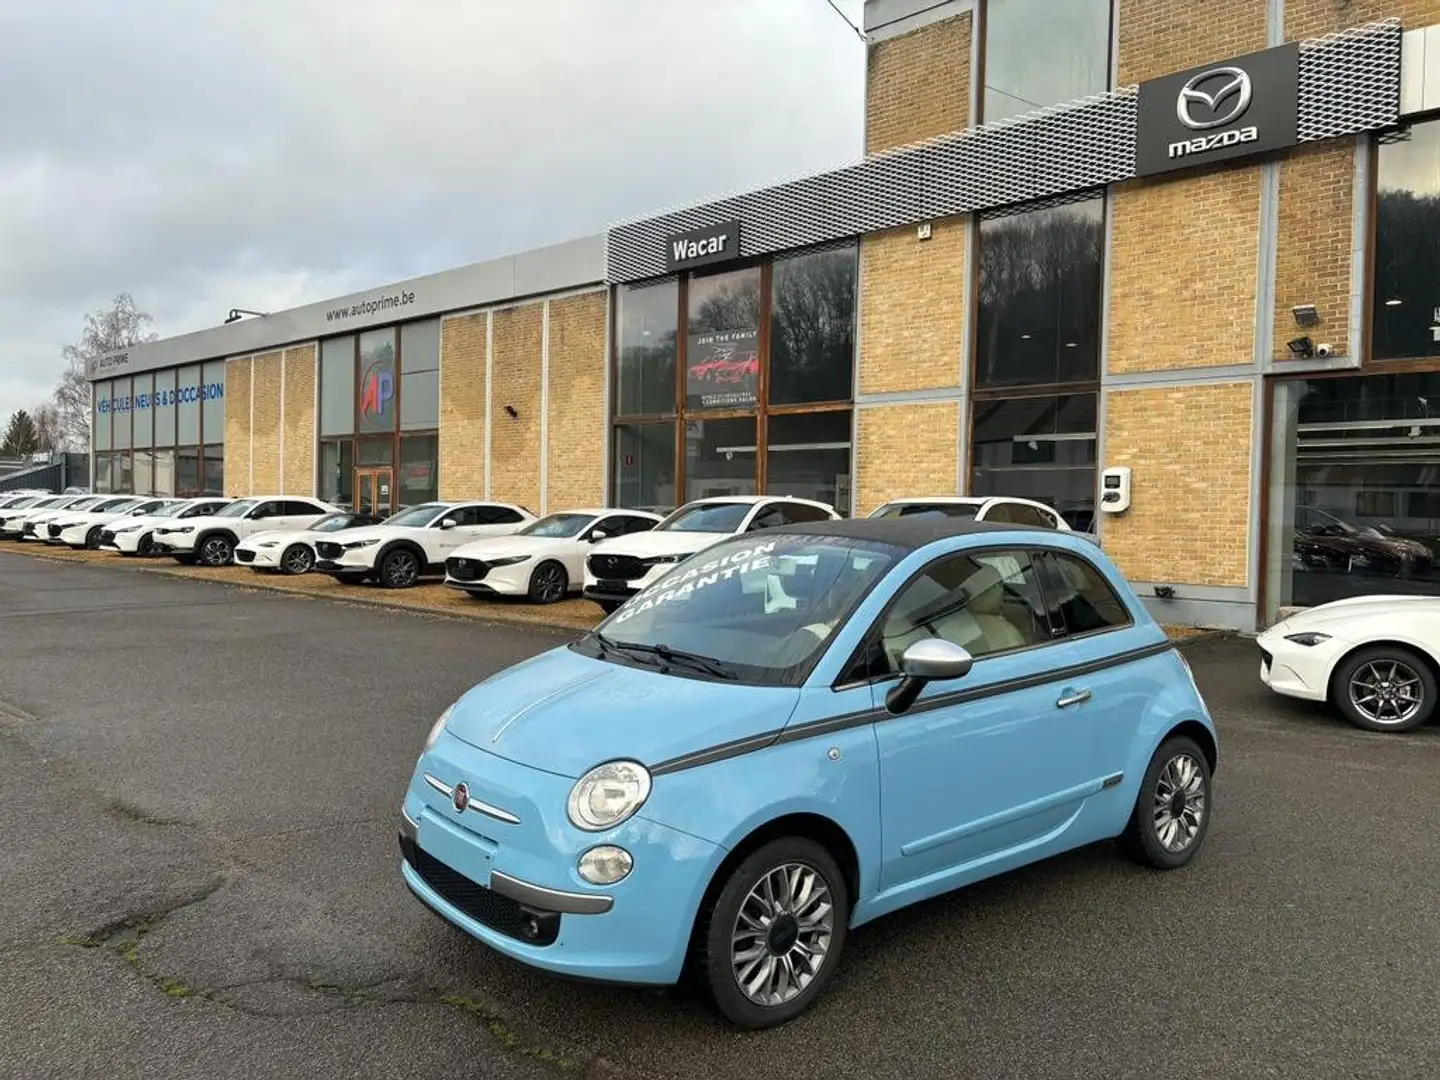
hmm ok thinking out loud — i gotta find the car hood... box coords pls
[442,645,800,778]
[450,534,572,560]
[589,529,729,559]
[155,515,231,533]
[239,528,315,547]
[318,525,419,547]
[109,514,172,531]
[1265,594,1440,638]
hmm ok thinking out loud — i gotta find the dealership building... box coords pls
[86,0,1440,631]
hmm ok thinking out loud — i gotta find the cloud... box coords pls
[0,0,864,412]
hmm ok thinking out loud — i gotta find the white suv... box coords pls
[582,495,840,614]
[313,500,536,589]
[101,498,233,556]
[152,496,339,566]
[867,495,1073,529]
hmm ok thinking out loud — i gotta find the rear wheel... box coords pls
[280,544,314,576]
[527,561,568,604]
[696,837,848,1030]
[1119,736,1212,870]
[379,549,421,589]
[198,534,234,567]
[1333,645,1436,733]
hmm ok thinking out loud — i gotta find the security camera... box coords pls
[1315,343,1334,358]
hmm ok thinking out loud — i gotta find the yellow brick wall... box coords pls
[1108,168,1262,373]
[859,216,967,394]
[438,312,487,500]
[1103,382,1253,587]
[1286,0,1440,38]
[545,291,607,511]
[1273,142,1354,362]
[855,401,959,516]
[489,304,544,513]
[249,351,283,495]
[223,357,252,498]
[281,344,316,496]
[866,13,971,154]
[1116,0,1266,86]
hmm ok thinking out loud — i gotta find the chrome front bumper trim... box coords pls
[490,870,613,915]
[422,772,522,825]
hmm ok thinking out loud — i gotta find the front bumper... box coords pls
[399,733,721,985]
[151,532,198,554]
[235,546,281,569]
[102,529,147,553]
[315,546,378,575]
[444,560,530,597]
[1256,632,1343,702]
[53,525,92,546]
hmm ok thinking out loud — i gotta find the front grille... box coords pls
[235,549,255,564]
[446,557,489,582]
[587,553,648,581]
[399,834,559,946]
[22,523,35,536]
[99,530,115,545]
[315,541,343,559]
[47,524,63,538]
[1259,647,1272,671]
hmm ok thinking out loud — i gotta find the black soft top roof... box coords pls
[772,516,1063,553]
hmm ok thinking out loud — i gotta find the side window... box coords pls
[876,550,1053,673]
[981,502,1017,524]
[1042,552,1132,634]
[1008,504,1058,529]
[591,516,627,538]
[747,504,788,531]
[282,501,320,516]
[779,502,833,524]
[446,506,482,527]
[248,501,281,519]
[492,507,525,525]
[622,515,659,534]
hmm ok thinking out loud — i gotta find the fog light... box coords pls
[520,914,542,940]
[577,845,632,885]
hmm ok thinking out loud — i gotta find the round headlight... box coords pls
[423,704,454,753]
[566,761,652,832]
[577,845,633,885]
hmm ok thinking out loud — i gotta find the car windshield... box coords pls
[2,497,40,510]
[214,499,259,518]
[97,499,139,513]
[382,503,447,528]
[872,501,981,520]
[310,514,355,532]
[61,497,100,511]
[149,502,190,519]
[656,502,752,534]
[577,533,901,686]
[518,513,595,538]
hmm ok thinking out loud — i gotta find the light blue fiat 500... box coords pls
[399,517,1218,1028]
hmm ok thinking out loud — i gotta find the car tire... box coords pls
[527,560,568,604]
[84,526,103,550]
[198,534,235,567]
[136,534,154,557]
[280,544,314,576]
[1119,735,1212,870]
[379,548,421,589]
[696,836,849,1030]
[1332,645,1436,733]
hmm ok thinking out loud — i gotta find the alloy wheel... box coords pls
[730,863,834,1008]
[532,562,567,603]
[1348,658,1423,727]
[1152,753,1206,854]
[201,537,232,566]
[281,545,313,575]
[383,551,419,588]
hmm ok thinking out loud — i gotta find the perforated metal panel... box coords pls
[607,19,1401,284]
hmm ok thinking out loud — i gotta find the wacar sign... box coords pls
[664,220,742,273]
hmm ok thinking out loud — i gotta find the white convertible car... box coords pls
[234,509,385,575]
[1257,594,1440,732]
[444,508,662,603]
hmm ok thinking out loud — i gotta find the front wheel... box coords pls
[279,544,314,576]
[198,534,234,567]
[379,549,421,589]
[136,533,154,557]
[527,561,569,604]
[85,526,103,550]
[697,837,848,1030]
[1119,736,1212,870]
[1333,646,1436,733]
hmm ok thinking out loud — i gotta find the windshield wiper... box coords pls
[591,633,738,680]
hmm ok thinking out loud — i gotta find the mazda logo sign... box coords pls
[1176,66,1252,130]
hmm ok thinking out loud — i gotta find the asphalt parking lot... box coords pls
[2,551,1438,1080]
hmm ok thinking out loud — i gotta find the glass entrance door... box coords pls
[355,468,394,518]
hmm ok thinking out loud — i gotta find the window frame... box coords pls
[832,543,1131,690]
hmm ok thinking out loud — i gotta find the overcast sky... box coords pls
[0,0,865,414]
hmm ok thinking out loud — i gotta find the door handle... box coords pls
[1056,689,1091,709]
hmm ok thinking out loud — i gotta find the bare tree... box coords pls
[31,402,60,454]
[53,293,159,451]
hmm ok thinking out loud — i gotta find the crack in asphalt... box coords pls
[52,877,626,1078]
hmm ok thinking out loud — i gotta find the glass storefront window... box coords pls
[357,438,393,467]
[113,451,134,494]
[201,361,225,444]
[400,319,440,431]
[94,454,112,494]
[976,197,1104,388]
[685,415,758,501]
[132,450,155,496]
[1373,121,1440,360]
[400,434,438,507]
[176,365,201,446]
[112,377,132,451]
[320,439,355,508]
[133,373,154,448]
[358,328,397,434]
[1266,372,1440,622]
[971,393,1097,530]
[94,380,111,452]
[616,281,679,417]
[176,446,201,497]
[320,335,356,436]
[202,444,224,496]
[613,423,676,512]
[982,0,1112,123]
[769,245,857,406]
[686,267,762,412]
[766,411,852,514]
[153,449,176,496]
[154,370,176,446]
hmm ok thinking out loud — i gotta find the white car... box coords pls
[314,500,536,589]
[5,495,96,541]
[151,496,340,567]
[0,494,56,535]
[1258,594,1440,733]
[868,495,1073,530]
[45,496,176,549]
[582,494,840,613]
[444,507,663,604]
[234,509,386,575]
[101,498,234,557]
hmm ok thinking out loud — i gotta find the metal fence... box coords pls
[0,454,89,494]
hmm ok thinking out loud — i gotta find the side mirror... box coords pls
[885,639,974,715]
[589,529,608,542]
[439,518,458,530]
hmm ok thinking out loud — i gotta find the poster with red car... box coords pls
[686,329,759,410]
